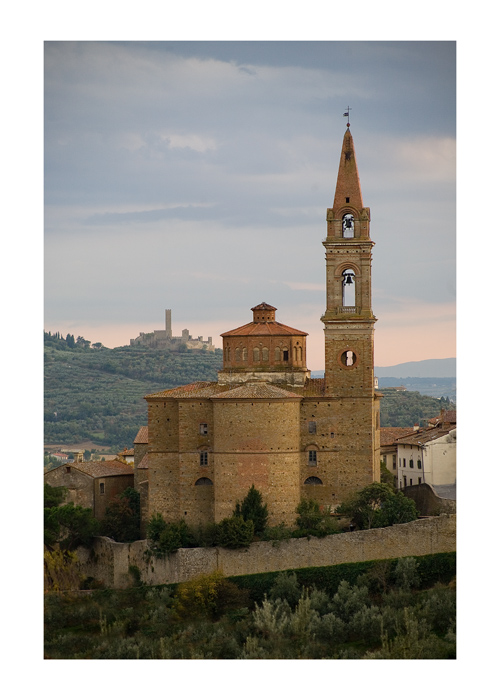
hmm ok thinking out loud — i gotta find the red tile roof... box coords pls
[211,382,302,400]
[221,321,307,337]
[57,460,134,478]
[380,427,415,446]
[133,426,148,444]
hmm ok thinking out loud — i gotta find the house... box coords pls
[395,410,456,489]
[380,427,414,485]
[44,460,134,520]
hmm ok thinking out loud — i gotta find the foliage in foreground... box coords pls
[336,482,418,530]
[44,556,456,660]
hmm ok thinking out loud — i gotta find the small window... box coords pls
[308,421,317,434]
[392,455,397,470]
[403,458,406,469]
[200,451,208,466]
[418,477,422,484]
[283,350,289,361]
[330,431,335,439]
[417,460,422,469]
[199,423,208,435]
[409,459,414,469]
[99,482,105,495]
[304,476,323,485]
[308,450,317,466]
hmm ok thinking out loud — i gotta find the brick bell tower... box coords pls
[320,123,380,486]
[322,125,377,397]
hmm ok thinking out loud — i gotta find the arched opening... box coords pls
[235,347,241,362]
[341,350,356,367]
[195,477,213,486]
[262,347,269,362]
[342,213,354,238]
[253,347,260,362]
[304,476,323,485]
[342,268,356,307]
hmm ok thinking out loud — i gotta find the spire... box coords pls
[332,128,364,211]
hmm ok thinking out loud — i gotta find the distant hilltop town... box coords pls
[130,309,215,352]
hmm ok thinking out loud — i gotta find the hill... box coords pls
[374,358,456,378]
[44,338,223,452]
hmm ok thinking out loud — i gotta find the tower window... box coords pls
[308,421,317,434]
[308,450,317,466]
[200,451,208,466]
[199,423,208,435]
[345,197,350,203]
[342,213,354,238]
[99,482,105,494]
[341,350,356,367]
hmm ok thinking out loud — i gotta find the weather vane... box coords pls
[343,106,351,127]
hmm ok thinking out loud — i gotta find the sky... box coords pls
[44,41,456,369]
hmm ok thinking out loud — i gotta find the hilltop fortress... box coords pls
[130,309,215,351]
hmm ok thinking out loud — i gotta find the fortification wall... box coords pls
[76,514,455,589]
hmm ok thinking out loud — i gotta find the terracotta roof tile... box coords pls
[380,427,415,446]
[221,321,307,337]
[211,382,302,400]
[133,426,148,444]
[63,460,134,478]
[137,454,148,469]
[145,382,227,399]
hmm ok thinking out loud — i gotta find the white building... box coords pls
[395,411,456,489]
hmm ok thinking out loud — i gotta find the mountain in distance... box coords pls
[311,358,456,379]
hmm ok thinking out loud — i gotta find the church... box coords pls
[136,127,381,529]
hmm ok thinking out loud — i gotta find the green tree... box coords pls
[146,514,193,556]
[337,482,418,530]
[234,485,268,535]
[295,498,324,531]
[44,503,100,549]
[44,482,67,508]
[101,488,141,542]
[215,516,254,549]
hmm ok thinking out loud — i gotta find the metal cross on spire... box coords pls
[343,106,351,127]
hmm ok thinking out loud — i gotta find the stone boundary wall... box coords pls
[76,514,456,589]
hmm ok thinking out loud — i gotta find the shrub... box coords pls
[146,514,193,556]
[215,516,254,549]
[336,482,418,530]
[101,488,141,542]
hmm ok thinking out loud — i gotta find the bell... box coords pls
[344,218,352,228]
[343,273,354,285]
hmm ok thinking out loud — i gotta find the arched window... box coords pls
[342,268,356,307]
[293,347,297,362]
[235,347,241,362]
[195,477,213,486]
[304,476,323,485]
[262,347,269,362]
[275,347,281,362]
[253,347,260,362]
[342,213,354,238]
[242,347,248,361]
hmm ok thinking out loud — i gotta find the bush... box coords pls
[215,516,254,549]
[336,482,418,530]
[146,514,193,556]
[44,503,100,549]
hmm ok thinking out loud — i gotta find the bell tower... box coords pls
[321,126,377,398]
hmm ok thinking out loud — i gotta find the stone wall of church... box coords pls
[213,398,301,526]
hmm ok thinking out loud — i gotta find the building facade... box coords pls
[141,127,381,529]
[130,309,215,351]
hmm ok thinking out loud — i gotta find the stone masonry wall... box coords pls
[76,514,456,589]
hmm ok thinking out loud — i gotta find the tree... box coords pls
[101,488,141,542]
[295,498,324,531]
[234,485,268,535]
[215,516,254,549]
[146,514,193,556]
[44,503,100,549]
[44,483,67,508]
[336,482,418,530]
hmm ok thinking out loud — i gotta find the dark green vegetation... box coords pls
[336,482,418,530]
[44,553,456,659]
[44,332,223,451]
[379,387,455,428]
[44,484,141,547]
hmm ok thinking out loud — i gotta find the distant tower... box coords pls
[165,309,172,339]
[320,125,380,485]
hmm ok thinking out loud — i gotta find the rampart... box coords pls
[76,514,455,589]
